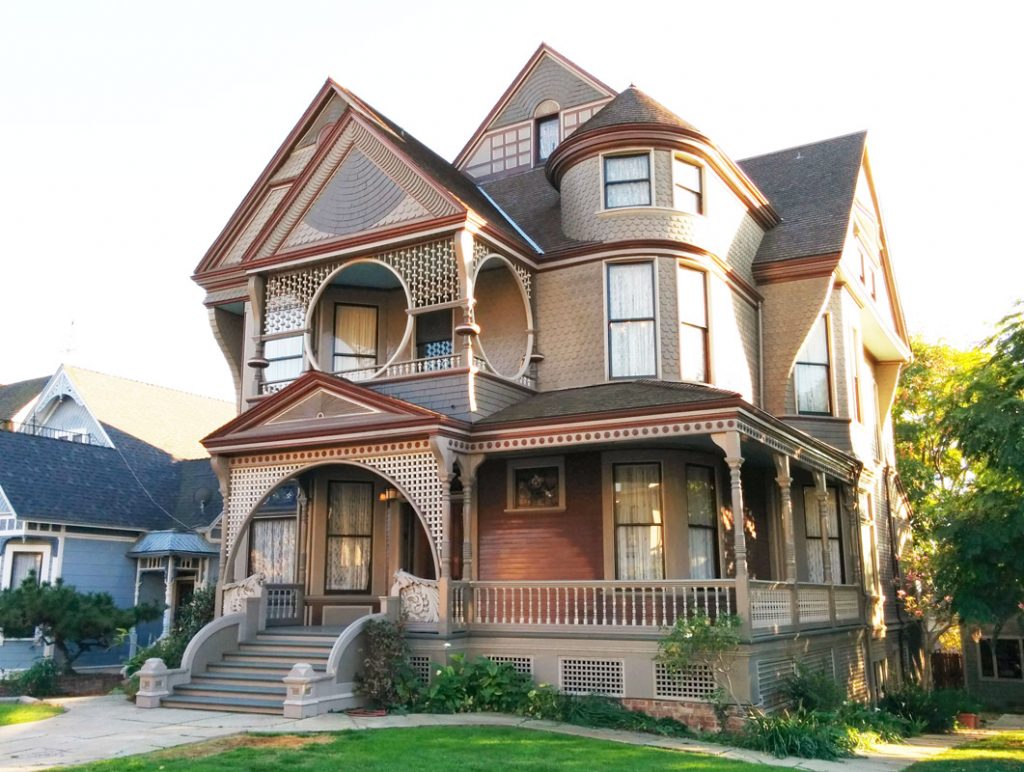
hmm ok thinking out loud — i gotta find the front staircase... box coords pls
[160,629,337,714]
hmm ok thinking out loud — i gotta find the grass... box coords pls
[64,726,772,771]
[0,702,64,726]
[906,730,1024,771]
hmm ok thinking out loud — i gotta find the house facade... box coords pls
[0,366,232,670]
[159,45,913,720]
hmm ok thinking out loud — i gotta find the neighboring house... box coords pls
[167,44,913,720]
[963,620,1024,708]
[0,366,233,670]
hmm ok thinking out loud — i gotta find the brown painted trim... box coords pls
[545,125,779,228]
[752,253,840,285]
[204,417,454,452]
[453,43,616,170]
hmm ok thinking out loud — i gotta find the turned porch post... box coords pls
[712,431,750,639]
[295,482,309,586]
[772,454,797,582]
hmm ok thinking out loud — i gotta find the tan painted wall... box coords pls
[534,261,607,390]
[474,265,530,377]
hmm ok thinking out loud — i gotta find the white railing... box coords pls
[468,580,735,630]
[749,580,865,635]
[750,582,793,629]
[265,583,304,626]
[797,585,831,624]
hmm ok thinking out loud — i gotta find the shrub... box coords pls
[657,613,743,718]
[783,664,846,712]
[123,585,215,676]
[416,655,533,713]
[355,619,414,709]
[743,711,859,760]
[879,682,977,733]
[3,658,61,697]
[837,702,920,742]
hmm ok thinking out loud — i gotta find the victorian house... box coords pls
[140,45,913,721]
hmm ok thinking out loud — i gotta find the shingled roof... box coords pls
[480,168,590,253]
[0,376,47,421]
[571,85,701,137]
[738,131,866,265]
[478,380,740,425]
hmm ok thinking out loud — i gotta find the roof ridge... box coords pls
[738,130,867,164]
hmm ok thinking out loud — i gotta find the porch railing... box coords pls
[749,580,864,635]
[467,580,735,630]
[265,583,304,627]
[334,354,537,389]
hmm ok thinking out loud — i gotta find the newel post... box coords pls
[712,431,751,641]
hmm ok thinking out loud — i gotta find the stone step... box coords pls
[237,642,333,657]
[175,682,287,699]
[256,633,339,646]
[161,694,283,714]
[207,660,326,676]
[193,671,286,685]
[223,650,329,665]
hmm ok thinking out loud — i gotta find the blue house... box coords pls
[0,365,233,671]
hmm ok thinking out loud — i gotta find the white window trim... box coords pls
[2,542,53,590]
[598,149,656,212]
[676,262,712,384]
[794,314,835,416]
[506,456,566,513]
[603,258,661,381]
[671,153,706,216]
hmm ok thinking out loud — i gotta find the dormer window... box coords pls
[536,115,560,164]
[673,157,703,214]
[604,154,651,209]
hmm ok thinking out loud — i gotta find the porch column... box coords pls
[162,558,175,638]
[247,274,267,395]
[295,482,309,586]
[440,473,453,580]
[813,471,834,584]
[711,431,750,639]
[772,454,797,582]
[841,487,862,586]
[457,453,485,582]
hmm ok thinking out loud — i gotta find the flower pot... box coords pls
[957,712,979,729]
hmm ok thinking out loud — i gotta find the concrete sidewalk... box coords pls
[0,695,1000,771]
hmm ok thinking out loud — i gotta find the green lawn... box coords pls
[906,731,1024,771]
[66,726,770,771]
[0,702,64,726]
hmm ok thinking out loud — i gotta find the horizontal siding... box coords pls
[0,640,45,671]
[478,453,603,581]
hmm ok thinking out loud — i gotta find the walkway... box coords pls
[0,695,1002,771]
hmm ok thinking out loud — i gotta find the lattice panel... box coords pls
[408,655,433,684]
[485,655,534,677]
[654,663,717,701]
[472,241,533,300]
[262,239,458,336]
[225,445,445,562]
[559,658,624,697]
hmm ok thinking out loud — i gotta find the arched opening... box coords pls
[473,256,532,379]
[306,260,414,381]
[228,461,438,625]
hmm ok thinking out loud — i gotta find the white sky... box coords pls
[1,1,1021,402]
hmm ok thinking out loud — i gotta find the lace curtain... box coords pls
[249,517,296,584]
[326,482,373,591]
[613,463,664,580]
[686,465,718,580]
[608,263,656,377]
[803,487,842,583]
[334,304,377,372]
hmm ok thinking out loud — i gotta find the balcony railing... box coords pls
[749,580,863,635]
[1,421,96,445]
[333,354,537,388]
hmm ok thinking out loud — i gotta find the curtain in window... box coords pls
[326,482,373,591]
[803,488,842,583]
[10,552,42,587]
[264,335,304,384]
[614,464,664,580]
[608,263,656,377]
[334,305,377,372]
[796,317,831,414]
[249,518,296,584]
[605,155,651,208]
[673,159,702,214]
[686,466,718,579]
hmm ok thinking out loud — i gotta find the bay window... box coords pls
[677,266,709,382]
[604,154,651,209]
[795,316,832,414]
[333,303,378,374]
[607,262,656,378]
[613,463,664,580]
[673,157,703,214]
[326,481,374,592]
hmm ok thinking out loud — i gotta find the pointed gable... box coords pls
[455,44,616,181]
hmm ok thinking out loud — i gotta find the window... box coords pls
[604,154,651,209]
[10,552,42,588]
[979,637,1023,680]
[415,308,453,362]
[263,335,303,387]
[613,463,664,580]
[325,482,373,592]
[536,115,559,163]
[333,304,377,374]
[249,517,296,584]
[673,158,703,214]
[678,266,708,382]
[686,465,718,579]
[507,458,565,511]
[607,262,656,378]
[803,487,844,583]
[795,316,832,414]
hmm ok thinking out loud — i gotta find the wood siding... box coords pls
[478,453,604,580]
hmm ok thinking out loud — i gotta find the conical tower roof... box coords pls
[572,85,701,137]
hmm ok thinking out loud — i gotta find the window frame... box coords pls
[2,542,51,590]
[324,480,375,594]
[612,461,666,581]
[332,302,379,375]
[672,156,704,215]
[802,486,846,584]
[535,114,560,165]
[605,261,658,380]
[506,456,566,513]
[677,264,710,383]
[262,333,305,388]
[685,463,720,579]
[794,315,834,416]
[977,636,1024,681]
[603,152,653,210]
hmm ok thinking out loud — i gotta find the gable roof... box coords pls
[571,85,700,137]
[29,366,236,460]
[0,376,47,421]
[738,131,867,265]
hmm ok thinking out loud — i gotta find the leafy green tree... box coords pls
[0,574,161,673]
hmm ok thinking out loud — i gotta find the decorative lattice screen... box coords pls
[485,655,534,677]
[559,658,624,697]
[408,655,433,684]
[653,662,717,701]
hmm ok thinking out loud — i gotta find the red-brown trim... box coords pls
[545,125,779,228]
[752,253,841,285]
[453,43,616,170]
